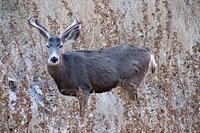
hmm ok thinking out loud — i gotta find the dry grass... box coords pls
[0,0,199,132]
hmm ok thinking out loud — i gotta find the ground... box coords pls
[0,0,199,132]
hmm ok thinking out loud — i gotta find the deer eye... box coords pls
[59,45,63,48]
[46,45,50,48]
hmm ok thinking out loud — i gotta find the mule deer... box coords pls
[28,16,157,117]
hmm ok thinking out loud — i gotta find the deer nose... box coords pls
[51,57,58,63]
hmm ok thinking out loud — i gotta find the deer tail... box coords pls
[150,54,157,73]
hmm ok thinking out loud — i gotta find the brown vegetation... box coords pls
[0,0,199,132]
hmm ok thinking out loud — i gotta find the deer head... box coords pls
[28,16,80,66]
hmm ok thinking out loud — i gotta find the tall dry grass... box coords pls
[0,0,199,132]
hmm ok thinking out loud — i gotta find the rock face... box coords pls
[0,0,199,132]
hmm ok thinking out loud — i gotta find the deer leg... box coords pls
[128,85,139,103]
[77,87,90,118]
[123,80,140,104]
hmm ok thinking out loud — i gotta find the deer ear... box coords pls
[28,16,50,40]
[60,18,80,43]
[35,19,50,39]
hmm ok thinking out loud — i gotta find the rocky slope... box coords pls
[0,0,199,132]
